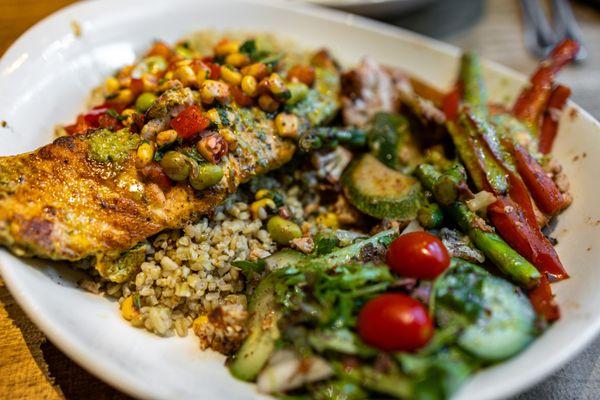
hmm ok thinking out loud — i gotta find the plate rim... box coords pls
[1,0,599,399]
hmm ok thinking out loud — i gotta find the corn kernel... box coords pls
[241,62,268,79]
[200,80,231,104]
[255,189,271,200]
[196,66,210,86]
[193,315,209,330]
[214,40,240,57]
[113,89,135,105]
[275,112,299,138]
[121,108,136,127]
[174,59,193,67]
[250,198,276,220]
[220,65,242,86]
[120,296,139,321]
[136,142,155,166]
[241,75,257,97]
[174,65,196,86]
[206,108,221,126]
[156,129,178,147]
[316,212,339,229]
[219,128,238,150]
[267,73,288,96]
[104,77,120,93]
[164,70,174,80]
[225,52,250,68]
[258,94,279,113]
[141,73,158,92]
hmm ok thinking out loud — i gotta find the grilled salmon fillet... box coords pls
[0,64,340,282]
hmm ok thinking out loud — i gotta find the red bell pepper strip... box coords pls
[529,275,561,322]
[170,105,210,139]
[488,196,568,281]
[442,87,460,121]
[513,143,565,215]
[539,85,571,154]
[512,39,579,127]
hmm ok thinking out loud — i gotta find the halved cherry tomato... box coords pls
[170,105,210,139]
[386,231,450,280]
[357,293,433,352]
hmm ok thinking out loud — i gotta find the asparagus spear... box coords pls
[415,164,541,289]
[417,202,444,229]
[459,52,487,114]
[298,126,367,152]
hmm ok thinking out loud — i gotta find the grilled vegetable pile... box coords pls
[225,39,578,399]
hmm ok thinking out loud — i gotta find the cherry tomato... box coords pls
[357,293,433,352]
[386,231,450,280]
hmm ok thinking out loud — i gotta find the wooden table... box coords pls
[1,0,599,399]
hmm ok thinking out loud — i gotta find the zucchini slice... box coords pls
[368,112,423,173]
[343,154,423,220]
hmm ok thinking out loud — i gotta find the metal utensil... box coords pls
[519,0,587,61]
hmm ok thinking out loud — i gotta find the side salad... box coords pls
[221,39,579,399]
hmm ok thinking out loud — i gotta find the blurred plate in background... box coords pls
[300,0,437,17]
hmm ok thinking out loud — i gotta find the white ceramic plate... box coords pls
[1,1,599,399]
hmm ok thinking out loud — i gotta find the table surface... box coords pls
[1,0,599,399]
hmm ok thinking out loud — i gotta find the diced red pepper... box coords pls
[230,84,253,107]
[287,64,316,86]
[529,275,560,322]
[140,162,172,191]
[512,39,579,126]
[64,115,89,136]
[539,85,571,154]
[83,105,111,127]
[488,196,569,281]
[130,78,144,96]
[203,62,221,80]
[170,105,210,139]
[97,114,122,130]
[513,144,565,215]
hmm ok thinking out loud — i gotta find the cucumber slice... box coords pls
[368,112,423,173]
[264,248,306,271]
[435,260,536,362]
[228,273,279,381]
[343,154,423,220]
